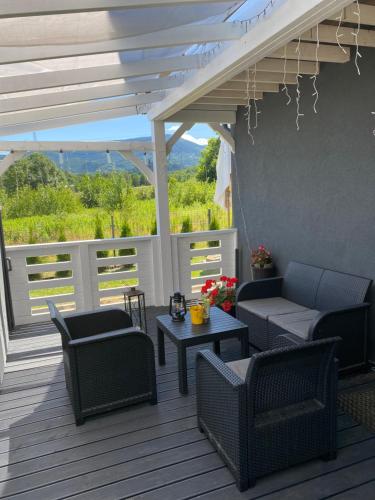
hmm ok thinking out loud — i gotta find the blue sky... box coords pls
[1,116,216,146]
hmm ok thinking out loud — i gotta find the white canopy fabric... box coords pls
[0,0,276,135]
[214,139,232,209]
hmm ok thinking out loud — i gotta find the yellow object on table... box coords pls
[190,304,204,325]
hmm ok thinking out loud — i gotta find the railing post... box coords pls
[152,120,173,305]
[78,242,94,311]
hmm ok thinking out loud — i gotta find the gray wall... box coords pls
[233,48,375,360]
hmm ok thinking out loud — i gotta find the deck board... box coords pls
[0,308,374,499]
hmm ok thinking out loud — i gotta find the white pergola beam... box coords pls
[209,123,235,152]
[0,106,140,136]
[329,4,375,26]
[250,58,318,74]
[0,23,245,65]
[271,40,350,63]
[148,0,354,120]
[0,0,233,18]
[221,73,298,86]
[0,152,26,176]
[166,122,193,154]
[196,97,258,106]
[118,151,155,184]
[0,56,201,94]
[184,104,237,111]
[0,92,164,127]
[0,141,154,153]
[168,109,236,124]
[301,23,375,48]
[208,86,278,96]
[0,77,182,114]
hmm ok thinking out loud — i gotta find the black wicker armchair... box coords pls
[47,301,157,425]
[236,261,371,371]
[196,337,340,491]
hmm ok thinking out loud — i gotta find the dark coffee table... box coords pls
[156,307,249,394]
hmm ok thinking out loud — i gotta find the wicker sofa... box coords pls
[196,337,340,490]
[47,301,157,425]
[236,261,371,371]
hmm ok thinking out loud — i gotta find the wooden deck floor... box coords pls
[0,308,374,500]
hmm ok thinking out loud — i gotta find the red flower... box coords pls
[210,288,219,298]
[222,300,233,312]
[220,276,228,282]
[201,285,208,294]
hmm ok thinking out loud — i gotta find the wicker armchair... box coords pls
[47,301,157,425]
[196,337,340,491]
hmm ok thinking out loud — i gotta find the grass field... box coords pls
[4,200,230,246]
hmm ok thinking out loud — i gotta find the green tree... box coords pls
[196,137,220,183]
[181,217,193,233]
[208,216,220,247]
[119,221,134,256]
[94,216,108,258]
[2,153,67,195]
[100,172,134,215]
[150,219,157,235]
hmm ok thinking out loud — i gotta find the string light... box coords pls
[295,36,304,131]
[252,64,261,129]
[335,9,348,55]
[281,45,291,106]
[244,68,255,145]
[352,0,362,75]
[310,25,320,114]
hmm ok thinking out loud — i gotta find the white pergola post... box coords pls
[151,120,173,305]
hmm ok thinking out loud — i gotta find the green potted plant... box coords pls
[251,245,274,280]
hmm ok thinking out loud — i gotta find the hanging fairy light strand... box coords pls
[351,0,362,75]
[281,45,291,106]
[310,25,320,114]
[252,64,261,129]
[295,36,304,131]
[245,68,255,145]
[335,9,348,55]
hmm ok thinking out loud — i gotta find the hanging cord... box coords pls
[335,9,348,55]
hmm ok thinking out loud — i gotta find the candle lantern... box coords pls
[169,292,187,322]
[123,287,147,333]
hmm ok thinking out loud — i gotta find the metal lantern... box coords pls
[123,287,147,333]
[169,292,187,322]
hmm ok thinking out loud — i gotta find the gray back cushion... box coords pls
[282,262,324,308]
[315,270,371,310]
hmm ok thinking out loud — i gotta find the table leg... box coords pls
[214,340,221,356]
[240,331,250,358]
[157,327,165,366]
[178,345,188,394]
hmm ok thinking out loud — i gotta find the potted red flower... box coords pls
[251,244,274,280]
[201,276,239,317]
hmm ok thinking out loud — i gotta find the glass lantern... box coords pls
[169,292,187,322]
[123,287,147,333]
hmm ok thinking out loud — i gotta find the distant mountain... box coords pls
[41,136,204,174]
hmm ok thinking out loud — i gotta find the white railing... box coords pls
[6,229,237,325]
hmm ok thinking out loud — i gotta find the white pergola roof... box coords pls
[0,0,373,135]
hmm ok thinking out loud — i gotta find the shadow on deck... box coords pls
[0,308,374,499]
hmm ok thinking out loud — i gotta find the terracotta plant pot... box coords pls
[251,265,274,281]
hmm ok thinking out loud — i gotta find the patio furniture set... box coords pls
[47,261,371,491]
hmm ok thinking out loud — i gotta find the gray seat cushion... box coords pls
[226,358,250,381]
[237,297,308,320]
[269,309,320,340]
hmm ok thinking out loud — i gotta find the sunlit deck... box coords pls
[0,309,374,500]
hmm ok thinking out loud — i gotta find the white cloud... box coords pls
[181,133,208,146]
[166,124,180,133]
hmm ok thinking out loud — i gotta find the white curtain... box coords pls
[214,139,232,209]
